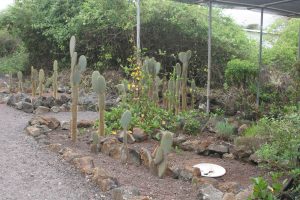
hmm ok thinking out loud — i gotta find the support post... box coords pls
[256,8,264,107]
[206,0,212,114]
[136,0,141,65]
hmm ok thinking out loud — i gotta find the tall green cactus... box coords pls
[143,57,161,101]
[175,63,182,115]
[92,71,106,136]
[162,77,168,108]
[120,110,131,164]
[17,71,23,93]
[70,36,87,142]
[178,50,192,111]
[31,66,38,97]
[53,60,58,99]
[9,71,13,93]
[191,79,196,109]
[116,83,126,102]
[167,79,175,112]
[91,132,99,153]
[145,131,173,178]
[38,69,45,97]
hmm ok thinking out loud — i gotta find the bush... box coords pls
[215,121,235,137]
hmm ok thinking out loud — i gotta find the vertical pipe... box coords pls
[136,0,141,64]
[256,8,264,107]
[206,0,212,114]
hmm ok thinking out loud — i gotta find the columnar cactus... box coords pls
[52,60,58,99]
[167,79,175,112]
[175,63,182,115]
[154,76,161,105]
[38,69,45,97]
[116,83,126,102]
[31,66,38,97]
[143,57,161,101]
[17,71,23,93]
[120,110,132,164]
[145,131,173,178]
[191,79,196,109]
[162,77,168,108]
[70,36,87,142]
[91,132,99,153]
[91,71,106,136]
[178,50,192,111]
[8,71,13,93]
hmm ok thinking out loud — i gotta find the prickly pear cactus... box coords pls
[52,60,58,99]
[17,71,23,93]
[178,50,192,111]
[120,110,131,164]
[38,69,45,97]
[91,71,106,136]
[69,36,87,142]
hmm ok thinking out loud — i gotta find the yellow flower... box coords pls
[111,131,117,135]
[162,121,166,125]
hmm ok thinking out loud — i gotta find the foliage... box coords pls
[179,110,203,135]
[216,120,235,137]
[225,59,258,88]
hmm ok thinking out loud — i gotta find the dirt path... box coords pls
[0,105,108,200]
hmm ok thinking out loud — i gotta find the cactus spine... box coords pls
[120,110,131,164]
[17,71,23,93]
[70,36,87,142]
[178,50,192,111]
[9,71,13,93]
[31,66,38,97]
[191,79,196,109]
[38,69,45,97]
[175,63,182,115]
[53,60,58,99]
[91,71,106,136]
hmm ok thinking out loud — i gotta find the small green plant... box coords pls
[120,110,131,164]
[17,71,23,93]
[216,121,235,137]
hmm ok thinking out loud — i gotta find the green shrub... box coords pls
[179,110,204,135]
[216,121,235,137]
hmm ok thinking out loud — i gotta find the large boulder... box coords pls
[29,116,60,129]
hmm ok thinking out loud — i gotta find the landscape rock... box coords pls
[92,167,119,192]
[249,153,263,164]
[15,101,23,110]
[44,96,56,108]
[35,106,50,114]
[73,156,95,174]
[100,137,122,157]
[218,181,241,194]
[29,116,60,129]
[51,106,60,113]
[235,187,252,200]
[173,134,188,146]
[223,153,235,159]
[46,143,62,153]
[112,186,140,200]
[26,126,43,137]
[117,131,135,144]
[207,144,229,155]
[6,94,16,106]
[77,120,94,128]
[22,102,34,113]
[222,193,236,200]
[61,121,70,130]
[231,145,253,161]
[192,177,218,187]
[127,148,141,166]
[132,128,148,142]
[61,148,81,162]
[197,184,224,200]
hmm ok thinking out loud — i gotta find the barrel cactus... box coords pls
[178,50,192,111]
[17,71,23,93]
[52,60,58,99]
[69,36,87,142]
[38,69,45,97]
[91,71,106,136]
[120,110,132,164]
[31,66,38,97]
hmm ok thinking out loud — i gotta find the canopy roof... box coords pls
[176,0,300,17]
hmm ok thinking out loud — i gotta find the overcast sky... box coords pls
[0,1,281,28]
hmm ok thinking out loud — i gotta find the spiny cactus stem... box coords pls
[71,85,78,142]
[98,93,105,136]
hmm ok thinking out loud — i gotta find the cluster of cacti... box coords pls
[31,66,38,97]
[91,132,99,153]
[17,71,23,93]
[120,110,131,164]
[70,36,87,142]
[178,50,192,111]
[52,60,58,99]
[9,71,13,92]
[144,131,173,178]
[92,71,106,136]
[191,79,196,109]
[38,69,45,97]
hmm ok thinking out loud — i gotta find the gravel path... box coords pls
[0,104,108,200]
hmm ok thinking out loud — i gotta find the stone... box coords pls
[235,187,252,200]
[51,106,60,113]
[222,193,236,200]
[197,184,224,200]
[192,177,218,187]
[92,167,118,192]
[128,148,141,166]
[77,120,94,128]
[180,140,201,152]
[167,165,181,179]
[61,121,70,130]
[32,97,44,109]
[179,167,193,181]
[140,147,151,167]
[100,137,122,156]
[112,186,140,200]
[223,153,235,159]
[173,134,188,146]
[6,94,16,106]
[57,87,66,93]
[117,131,135,144]
[238,124,248,135]
[73,156,95,174]
[44,96,56,108]
[47,143,62,153]
[132,128,148,142]
[59,104,69,112]
[29,116,60,129]
[16,101,23,110]
[26,126,43,137]
[207,144,229,155]
[60,94,70,104]
[249,153,263,164]
[218,182,241,194]
[35,106,50,114]
[231,145,253,161]
[61,148,81,162]
[22,102,34,113]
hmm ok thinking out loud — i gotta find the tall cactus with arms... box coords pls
[178,50,192,111]
[92,71,106,136]
[70,36,87,142]
[53,60,58,99]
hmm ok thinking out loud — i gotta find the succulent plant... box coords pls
[191,79,196,109]
[52,60,58,99]
[69,36,87,142]
[91,132,99,153]
[17,71,23,93]
[175,63,182,115]
[116,83,126,101]
[31,66,38,97]
[178,50,192,111]
[9,71,13,93]
[144,131,173,178]
[162,77,168,108]
[167,79,175,112]
[91,71,106,136]
[120,110,131,164]
[38,69,45,97]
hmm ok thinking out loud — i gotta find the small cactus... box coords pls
[120,110,131,164]
[31,66,38,97]
[70,36,87,142]
[178,50,192,111]
[91,71,106,136]
[38,69,45,97]
[17,71,23,93]
[52,60,58,99]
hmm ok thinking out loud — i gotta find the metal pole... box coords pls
[206,0,212,114]
[256,8,264,107]
[136,0,141,65]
